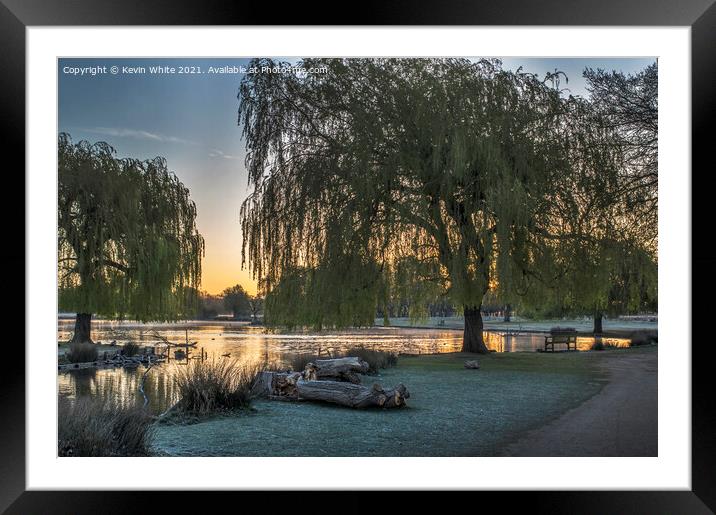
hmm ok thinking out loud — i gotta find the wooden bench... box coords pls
[544,328,578,352]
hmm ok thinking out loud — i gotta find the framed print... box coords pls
[4,0,715,512]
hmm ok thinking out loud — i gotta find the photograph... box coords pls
[56,56,659,458]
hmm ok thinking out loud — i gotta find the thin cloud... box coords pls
[84,127,197,145]
[208,148,239,160]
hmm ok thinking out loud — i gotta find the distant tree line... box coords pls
[189,286,264,321]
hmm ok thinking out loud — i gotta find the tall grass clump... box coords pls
[174,359,261,416]
[122,341,140,356]
[58,396,155,456]
[341,347,398,374]
[66,342,98,363]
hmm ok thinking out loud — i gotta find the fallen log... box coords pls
[296,379,409,409]
[305,357,369,383]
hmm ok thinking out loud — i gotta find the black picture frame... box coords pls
[3,1,714,512]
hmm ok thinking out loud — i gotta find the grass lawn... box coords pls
[150,347,655,456]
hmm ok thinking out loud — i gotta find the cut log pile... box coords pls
[255,356,409,409]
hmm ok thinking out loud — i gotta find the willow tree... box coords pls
[521,77,658,333]
[585,63,658,249]
[238,58,622,353]
[58,134,205,343]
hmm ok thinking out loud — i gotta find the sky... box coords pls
[58,57,656,295]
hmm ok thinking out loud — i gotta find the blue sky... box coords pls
[58,57,656,294]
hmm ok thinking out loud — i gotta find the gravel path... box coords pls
[502,349,658,456]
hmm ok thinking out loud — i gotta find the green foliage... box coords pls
[58,134,204,322]
[237,58,657,329]
[248,295,264,320]
[222,284,251,318]
[265,259,383,329]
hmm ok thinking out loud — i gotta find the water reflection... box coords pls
[58,366,179,413]
[57,320,631,413]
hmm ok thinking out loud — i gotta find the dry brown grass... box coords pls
[58,396,155,456]
[174,359,262,415]
[122,341,140,356]
[340,346,398,374]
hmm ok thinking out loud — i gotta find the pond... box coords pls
[57,319,630,414]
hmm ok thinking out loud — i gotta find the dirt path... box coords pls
[502,349,658,456]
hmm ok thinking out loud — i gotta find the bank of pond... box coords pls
[57,326,657,457]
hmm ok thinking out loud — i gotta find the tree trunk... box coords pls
[296,379,409,409]
[463,305,489,353]
[593,313,603,335]
[71,313,93,344]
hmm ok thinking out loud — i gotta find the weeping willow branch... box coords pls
[237,58,657,328]
[58,133,205,322]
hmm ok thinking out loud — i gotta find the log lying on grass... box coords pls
[253,371,410,408]
[296,379,410,409]
[304,357,370,383]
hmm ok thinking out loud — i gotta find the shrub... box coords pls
[66,342,98,363]
[341,347,398,374]
[123,341,140,357]
[58,396,155,457]
[174,359,261,415]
